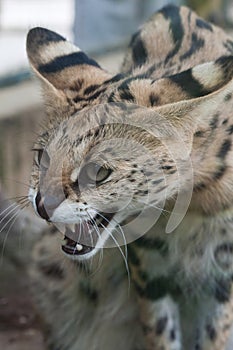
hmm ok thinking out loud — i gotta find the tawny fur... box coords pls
[26,5,233,350]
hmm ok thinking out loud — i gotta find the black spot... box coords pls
[170,328,176,341]
[73,88,106,103]
[214,242,233,267]
[144,171,154,176]
[221,228,227,235]
[161,165,173,171]
[108,92,116,103]
[180,33,205,61]
[86,88,106,101]
[79,281,98,302]
[161,5,184,63]
[117,80,136,103]
[140,276,181,300]
[214,278,232,303]
[135,237,168,256]
[152,179,164,185]
[104,73,124,84]
[94,128,101,138]
[38,52,100,74]
[194,130,204,137]
[213,165,227,180]
[128,246,140,266]
[222,119,228,125]
[224,92,232,101]
[217,139,231,159]
[226,125,233,135]
[70,78,84,91]
[119,88,135,102]
[210,114,219,129]
[149,93,160,106]
[130,31,148,68]
[73,95,83,103]
[155,316,168,335]
[169,70,206,98]
[84,84,99,95]
[196,18,213,32]
[39,263,65,280]
[205,324,217,341]
[224,40,233,54]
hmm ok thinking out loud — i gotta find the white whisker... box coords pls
[0,202,20,222]
[86,211,104,274]
[97,219,130,293]
[0,203,29,264]
[95,212,128,265]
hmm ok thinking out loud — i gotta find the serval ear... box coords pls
[122,4,233,75]
[111,55,233,107]
[26,27,111,117]
[131,55,233,154]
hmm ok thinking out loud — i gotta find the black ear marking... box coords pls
[27,27,66,52]
[26,26,111,97]
[38,51,100,74]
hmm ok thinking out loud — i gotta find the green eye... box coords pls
[80,162,112,186]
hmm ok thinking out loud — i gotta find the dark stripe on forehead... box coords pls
[38,52,100,74]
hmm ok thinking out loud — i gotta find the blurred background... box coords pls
[0,0,233,349]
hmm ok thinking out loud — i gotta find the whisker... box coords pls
[0,203,29,264]
[132,198,171,215]
[96,213,129,269]
[98,219,130,293]
[0,203,26,234]
[85,217,95,271]
[0,203,22,224]
[3,178,31,189]
[86,211,104,274]
[3,195,29,203]
[96,212,128,266]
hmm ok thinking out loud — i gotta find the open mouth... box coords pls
[61,212,115,256]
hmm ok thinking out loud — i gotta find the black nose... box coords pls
[35,191,63,221]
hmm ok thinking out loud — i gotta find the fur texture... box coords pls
[26,5,233,350]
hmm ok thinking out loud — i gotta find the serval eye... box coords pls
[35,149,50,172]
[80,162,112,186]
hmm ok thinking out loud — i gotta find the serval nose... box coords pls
[35,191,64,221]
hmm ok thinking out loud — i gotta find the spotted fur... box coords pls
[27,5,233,350]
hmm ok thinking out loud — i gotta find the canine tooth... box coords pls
[76,243,83,251]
